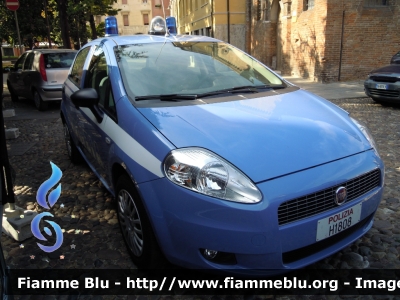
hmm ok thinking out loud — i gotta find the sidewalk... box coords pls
[3,73,367,101]
[3,73,7,90]
[282,75,366,100]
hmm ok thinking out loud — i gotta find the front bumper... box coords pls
[138,149,383,273]
[364,79,400,102]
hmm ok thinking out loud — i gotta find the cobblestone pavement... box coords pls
[2,95,400,299]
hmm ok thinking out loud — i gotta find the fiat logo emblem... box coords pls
[335,187,347,206]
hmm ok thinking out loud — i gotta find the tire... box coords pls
[63,123,82,163]
[371,97,380,103]
[33,90,48,111]
[371,97,391,106]
[116,175,164,269]
[7,82,18,102]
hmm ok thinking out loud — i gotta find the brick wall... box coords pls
[289,0,327,80]
[249,0,400,82]
[249,0,277,68]
[326,0,400,81]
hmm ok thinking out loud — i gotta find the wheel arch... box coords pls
[31,86,38,99]
[113,163,168,263]
[112,163,131,192]
[60,111,66,124]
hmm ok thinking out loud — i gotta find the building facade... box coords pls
[170,0,246,51]
[248,0,400,82]
[151,0,171,18]
[96,0,154,35]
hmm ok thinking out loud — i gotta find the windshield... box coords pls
[115,42,284,99]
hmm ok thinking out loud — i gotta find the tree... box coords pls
[56,0,71,49]
[0,0,120,51]
[0,0,49,48]
[87,0,119,40]
[68,0,119,41]
[57,0,119,49]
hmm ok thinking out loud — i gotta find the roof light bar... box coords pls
[148,16,166,35]
[166,17,177,36]
[105,16,118,36]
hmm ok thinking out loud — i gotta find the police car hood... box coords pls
[138,90,372,183]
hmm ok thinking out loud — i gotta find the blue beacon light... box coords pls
[166,17,177,36]
[105,16,118,36]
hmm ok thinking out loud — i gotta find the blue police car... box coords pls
[60,18,384,272]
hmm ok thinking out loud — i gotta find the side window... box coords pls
[85,45,108,92]
[23,53,35,70]
[84,45,117,120]
[14,53,27,70]
[99,79,117,120]
[69,47,90,88]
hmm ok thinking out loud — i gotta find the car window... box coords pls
[14,53,28,71]
[44,52,77,69]
[85,45,108,92]
[23,53,35,70]
[69,47,91,88]
[99,78,117,120]
[84,45,116,120]
[116,41,284,99]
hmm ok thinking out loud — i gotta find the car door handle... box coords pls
[105,137,111,145]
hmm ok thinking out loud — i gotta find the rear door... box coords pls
[19,52,35,99]
[7,53,27,97]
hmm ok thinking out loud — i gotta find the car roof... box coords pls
[91,34,221,46]
[31,49,78,53]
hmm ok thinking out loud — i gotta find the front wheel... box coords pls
[371,97,380,103]
[116,175,164,269]
[33,91,48,111]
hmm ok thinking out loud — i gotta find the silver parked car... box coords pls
[7,49,77,111]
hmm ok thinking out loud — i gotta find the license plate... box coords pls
[376,84,388,90]
[316,203,362,241]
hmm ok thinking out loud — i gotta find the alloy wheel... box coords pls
[117,189,144,257]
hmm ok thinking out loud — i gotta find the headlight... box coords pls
[351,117,380,156]
[164,148,262,203]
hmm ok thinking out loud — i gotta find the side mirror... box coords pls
[71,88,103,123]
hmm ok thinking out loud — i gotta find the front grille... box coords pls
[368,88,400,98]
[370,76,400,83]
[278,169,381,225]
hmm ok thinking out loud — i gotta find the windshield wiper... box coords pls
[135,94,197,101]
[231,84,287,90]
[135,85,285,101]
[195,85,271,98]
[230,85,264,92]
